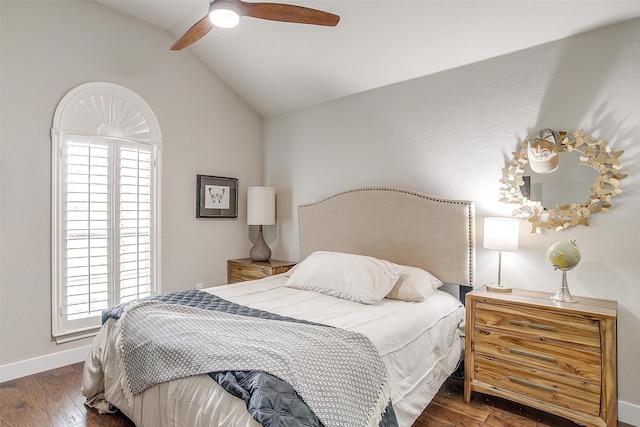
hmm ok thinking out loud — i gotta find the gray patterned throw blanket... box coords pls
[111,293,395,427]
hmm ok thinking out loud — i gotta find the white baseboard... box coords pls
[0,345,90,383]
[620,400,640,426]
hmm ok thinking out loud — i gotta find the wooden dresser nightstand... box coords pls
[464,286,617,427]
[227,258,296,284]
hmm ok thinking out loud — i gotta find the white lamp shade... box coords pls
[247,187,275,225]
[483,217,519,251]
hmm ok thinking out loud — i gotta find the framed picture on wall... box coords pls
[196,175,238,218]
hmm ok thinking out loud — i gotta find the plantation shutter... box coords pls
[63,139,112,328]
[56,138,157,337]
[118,144,153,303]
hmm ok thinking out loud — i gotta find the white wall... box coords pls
[263,19,640,421]
[0,2,260,370]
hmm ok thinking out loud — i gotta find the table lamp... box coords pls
[247,186,275,262]
[484,217,519,292]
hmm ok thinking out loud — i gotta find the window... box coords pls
[51,83,162,342]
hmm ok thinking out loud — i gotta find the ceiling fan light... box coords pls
[209,2,241,28]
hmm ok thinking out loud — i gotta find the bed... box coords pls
[82,188,476,427]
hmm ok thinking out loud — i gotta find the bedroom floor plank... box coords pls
[429,394,494,423]
[0,363,633,427]
[0,363,135,427]
[414,402,493,427]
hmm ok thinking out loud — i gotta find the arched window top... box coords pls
[52,82,162,145]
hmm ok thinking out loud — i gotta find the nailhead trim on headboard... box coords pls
[298,187,476,288]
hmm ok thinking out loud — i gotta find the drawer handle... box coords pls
[507,376,556,393]
[508,348,557,362]
[508,319,556,331]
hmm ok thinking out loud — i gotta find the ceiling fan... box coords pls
[171,0,340,51]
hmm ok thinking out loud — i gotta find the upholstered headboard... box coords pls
[298,188,475,287]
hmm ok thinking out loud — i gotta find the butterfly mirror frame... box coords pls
[499,129,627,233]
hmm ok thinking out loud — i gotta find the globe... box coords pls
[547,241,581,271]
[547,241,581,303]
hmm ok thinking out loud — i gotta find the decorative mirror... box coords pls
[500,129,627,233]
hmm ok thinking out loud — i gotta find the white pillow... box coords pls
[386,265,443,302]
[284,251,402,304]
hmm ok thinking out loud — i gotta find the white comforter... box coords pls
[83,275,465,427]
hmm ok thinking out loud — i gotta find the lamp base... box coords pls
[250,226,272,262]
[487,251,513,293]
[486,283,513,293]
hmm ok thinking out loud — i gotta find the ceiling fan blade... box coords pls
[238,1,340,26]
[171,15,214,50]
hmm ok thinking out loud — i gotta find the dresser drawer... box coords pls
[473,327,601,383]
[474,355,601,416]
[475,301,601,348]
[229,267,264,283]
[227,259,296,284]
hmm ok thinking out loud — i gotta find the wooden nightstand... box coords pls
[227,258,297,284]
[464,286,617,427]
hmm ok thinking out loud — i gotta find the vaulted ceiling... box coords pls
[94,0,640,116]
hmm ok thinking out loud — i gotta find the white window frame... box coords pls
[51,82,162,342]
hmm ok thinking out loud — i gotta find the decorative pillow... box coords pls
[284,251,402,304]
[386,265,443,302]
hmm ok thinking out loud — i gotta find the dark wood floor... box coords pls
[0,363,632,427]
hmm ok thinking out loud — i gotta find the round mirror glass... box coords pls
[522,150,598,209]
